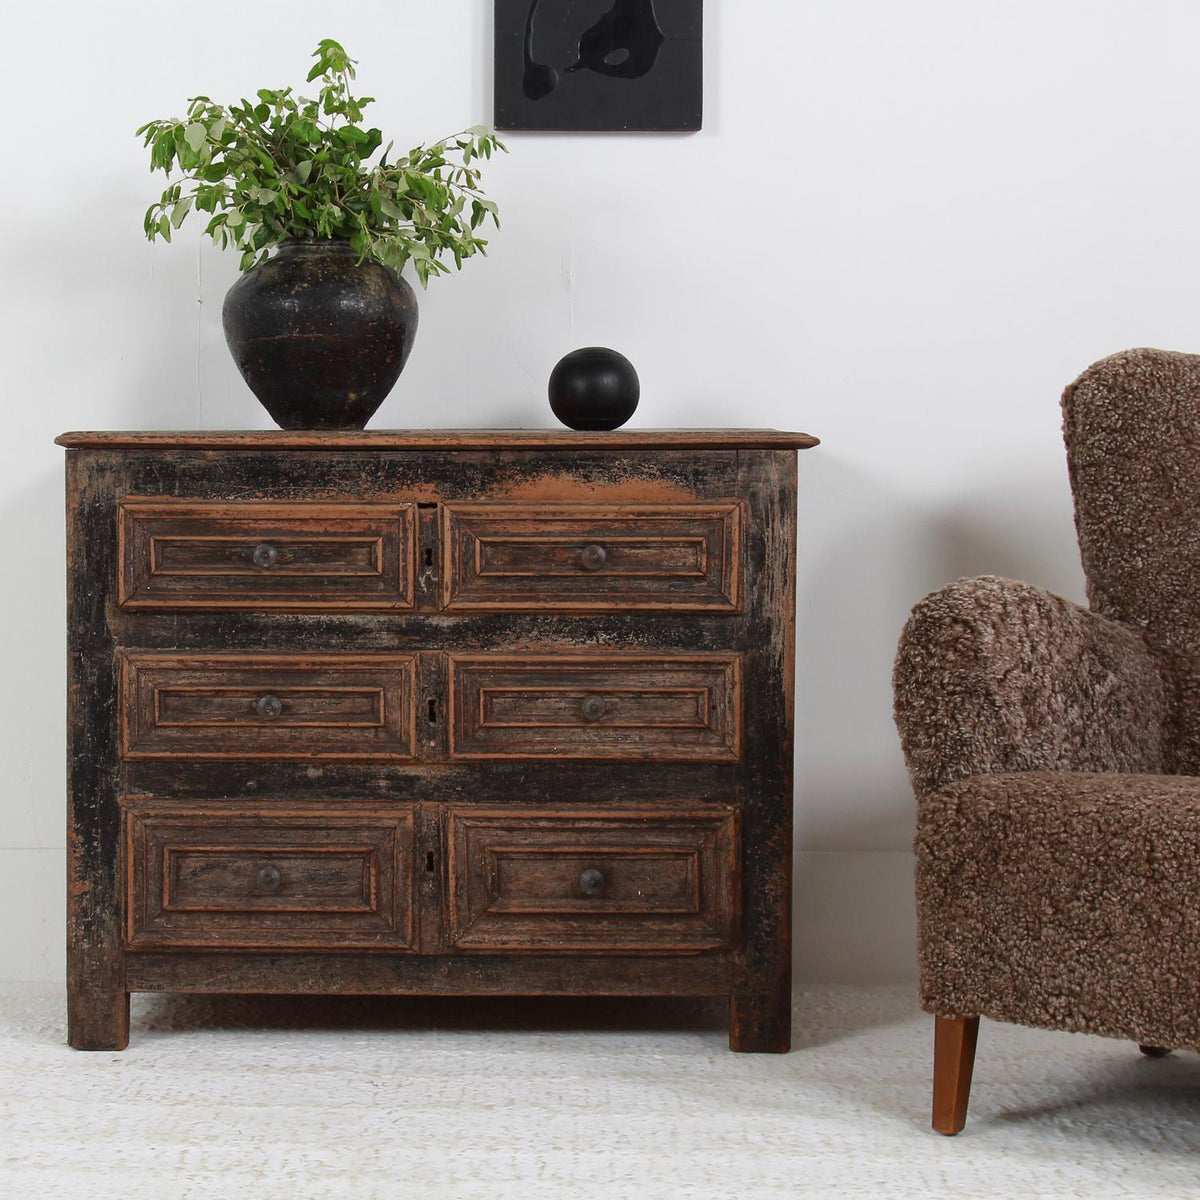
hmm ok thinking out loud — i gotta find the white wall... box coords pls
[3,0,1198,984]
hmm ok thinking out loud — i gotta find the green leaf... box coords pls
[150,134,174,171]
[170,196,193,228]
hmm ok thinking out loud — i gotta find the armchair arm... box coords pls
[893,576,1171,794]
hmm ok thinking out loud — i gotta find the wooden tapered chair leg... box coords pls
[1139,1044,1172,1058]
[932,1015,980,1135]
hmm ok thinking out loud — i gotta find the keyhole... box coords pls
[425,851,435,873]
[424,547,434,568]
[428,698,438,724]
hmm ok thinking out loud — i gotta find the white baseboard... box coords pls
[0,847,917,987]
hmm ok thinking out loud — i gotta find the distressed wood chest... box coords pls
[58,429,817,1051]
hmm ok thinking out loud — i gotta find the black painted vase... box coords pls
[221,239,418,430]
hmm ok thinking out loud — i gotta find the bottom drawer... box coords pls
[447,806,739,952]
[123,801,417,950]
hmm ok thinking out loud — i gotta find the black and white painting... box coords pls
[494,0,702,132]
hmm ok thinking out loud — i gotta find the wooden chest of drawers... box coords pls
[58,429,816,1051]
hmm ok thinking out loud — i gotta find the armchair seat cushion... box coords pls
[917,771,1200,1051]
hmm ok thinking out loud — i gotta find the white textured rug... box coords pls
[0,985,1196,1198]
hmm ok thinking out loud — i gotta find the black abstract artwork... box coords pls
[494,0,702,132]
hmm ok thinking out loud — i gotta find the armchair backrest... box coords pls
[1062,348,1200,770]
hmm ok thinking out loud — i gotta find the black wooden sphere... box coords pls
[548,347,640,431]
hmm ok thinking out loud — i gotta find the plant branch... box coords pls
[138,38,506,283]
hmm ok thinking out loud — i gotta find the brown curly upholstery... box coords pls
[894,348,1200,1061]
[1064,349,1200,773]
[915,771,1200,1048]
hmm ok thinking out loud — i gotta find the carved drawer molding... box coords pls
[446,806,739,952]
[119,651,419,761]
[447,652,742,760]
[441,502,742,613]
[118,499,417,610]
[123,800,417,950]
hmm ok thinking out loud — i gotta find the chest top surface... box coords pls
[55,428,819,452]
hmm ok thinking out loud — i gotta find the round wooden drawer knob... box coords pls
[256,866,282,893]
[252,543,279,568]
[580,694,607,722]
[579,868,606,897]
[579,544,608,571]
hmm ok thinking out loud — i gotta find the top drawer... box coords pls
[441,503,743,613]
[118,500,416,611]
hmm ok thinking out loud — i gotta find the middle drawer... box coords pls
[119,651,418,760]
[448,653,742,761]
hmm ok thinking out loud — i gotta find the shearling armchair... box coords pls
[893,348,1200,1135]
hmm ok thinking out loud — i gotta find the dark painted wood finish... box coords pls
[441,502,742,612]
[446,652,741,760]
[57,429,819,451]
[446,806,739,952]
[124,800,417,950]
[124,950,733,995]
[118,499,416,610]
[119,651,419,760]
[62,430,810,1052]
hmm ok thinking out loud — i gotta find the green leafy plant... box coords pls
[137,38,506,286]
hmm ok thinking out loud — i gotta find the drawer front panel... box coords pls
[441,503,742,612]
[449,653,741,760]
[120,652,418,760]
[124,803,417,950]
[447,807,739,951]
[119,500,416,610]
